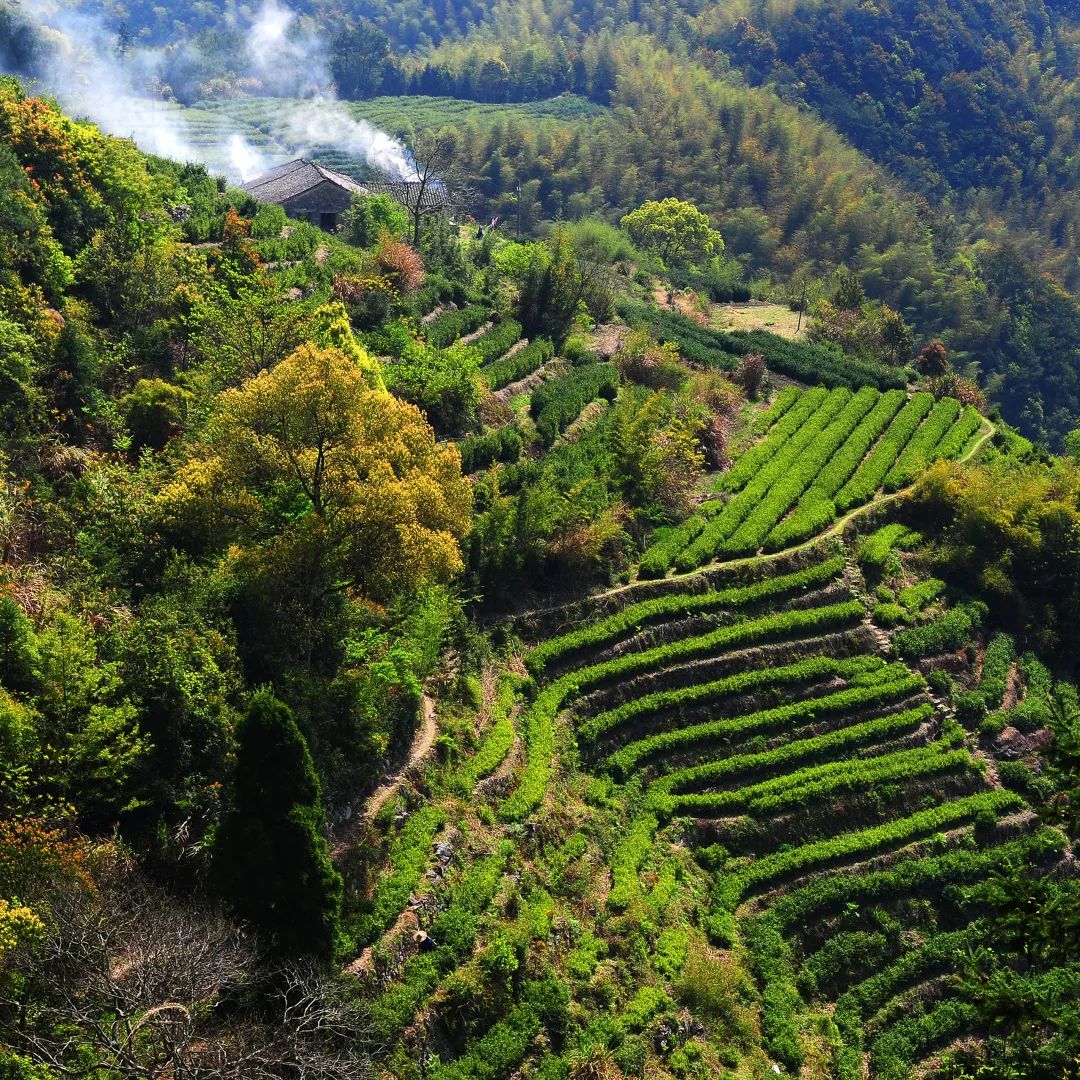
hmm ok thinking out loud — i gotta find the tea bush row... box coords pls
[859,524,923,571]
[638,516,708,579]
[530,363,619,446]
[351,805,446,947]
[471,318,522,364]
[708,789,1023,941]
[649,703,935,811]
[893,602,986,660]
[505,600,866,817]
[896,577,945,614]
[752,385,803,431]
[577,652,882,746]
[458,425,524,474]
[426,305,490,348]
[529,555,845,672]
[832,927,978,1079]
[746,830,1062,1068]
[607,672,924,779]
[720,388,880,557]
[675,738,969,818]
[933,405,985,460]
[720,388,829,493]
[464,677,520,783]
[678,390,852,569]
[835,394,935,511]
[883,397,963,491]
[481,338,555,391]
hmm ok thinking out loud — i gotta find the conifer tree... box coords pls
[216,689,342,960]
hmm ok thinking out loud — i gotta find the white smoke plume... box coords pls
[0,0,412,184]
[284,100,418,181]
[246,0,331,99]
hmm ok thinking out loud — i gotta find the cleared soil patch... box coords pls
[711,301,804,339]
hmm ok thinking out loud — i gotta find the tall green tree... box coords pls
[215,689,342,960]
[621,198,722,272]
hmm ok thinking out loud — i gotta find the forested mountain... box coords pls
[1,2,1080,1078]
[6,0,1080,446]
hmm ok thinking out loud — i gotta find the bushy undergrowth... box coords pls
[893,601,986,659]
[859,523,923,571]
[459,426,524,474]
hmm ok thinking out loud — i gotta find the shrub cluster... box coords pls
[426,305,490,348]
[893,601,986,659]
[530,363,620,446]
[458,425,524,474]
[858,523,923,571]
[835,394,934,511]
[481,338,555,392]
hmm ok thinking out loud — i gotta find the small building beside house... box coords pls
[242,158,367,231]
[242,159,454,233]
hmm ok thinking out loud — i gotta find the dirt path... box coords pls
[331,694,438,860]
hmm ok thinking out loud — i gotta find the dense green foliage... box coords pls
[2,30,1080,1077]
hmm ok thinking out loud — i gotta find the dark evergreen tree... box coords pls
[216,689,342,961]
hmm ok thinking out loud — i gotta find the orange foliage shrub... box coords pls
[374,239,424,295]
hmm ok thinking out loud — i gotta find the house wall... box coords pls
[279,180,355,226]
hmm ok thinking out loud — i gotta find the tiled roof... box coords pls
[242,159,367,203]
[365,179,452,211]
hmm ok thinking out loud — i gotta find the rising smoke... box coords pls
[1,0,417,182]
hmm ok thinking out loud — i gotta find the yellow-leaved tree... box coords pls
[155,344,472,623]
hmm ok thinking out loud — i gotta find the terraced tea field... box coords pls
[519,544,1066,1078]
[641,387,989,577]
[165,95,603,180]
